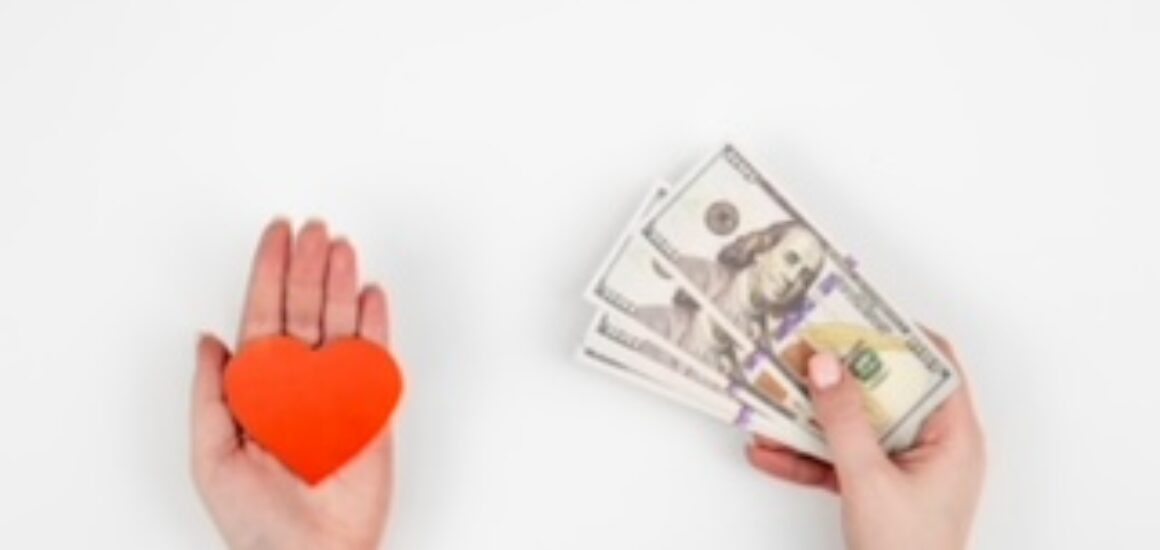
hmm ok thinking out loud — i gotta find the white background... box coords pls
[1,1,1157,548]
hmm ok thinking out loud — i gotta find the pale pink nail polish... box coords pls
[808,354,842,389]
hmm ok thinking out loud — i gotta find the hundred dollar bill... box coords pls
[579,314,829,460]
[590,312,729,406]
[584,184,820,437]
[640,144,959,449]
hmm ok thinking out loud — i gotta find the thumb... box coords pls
[807,353,891,478]
[191,333,238,467]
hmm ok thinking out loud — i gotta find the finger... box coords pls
[192,334,238,467]
[920,326,953,358]
[285,220,330,345]
[921,326,965,375]
[917,327,983,442]
[914,385,984,453]
[239,219,291,343]
[358,284,389,346]
[323,238,359,343]
[747,444,837,491]
[753,435,794,452]
[921,327,974,403]
[807,353,892,478]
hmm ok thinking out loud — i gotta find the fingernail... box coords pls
[808,354,842,389]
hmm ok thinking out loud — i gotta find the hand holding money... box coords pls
[750,339,984,550]
[578,144,984,548]
[580,144,962,456]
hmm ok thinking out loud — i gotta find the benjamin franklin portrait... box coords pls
[635,220,825,374]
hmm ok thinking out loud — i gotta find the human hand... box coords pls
[747,332,985,550]
[191,219,394,550]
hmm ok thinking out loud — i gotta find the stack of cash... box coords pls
[578,144,959,460]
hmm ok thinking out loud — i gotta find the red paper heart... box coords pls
[224,336,404,485]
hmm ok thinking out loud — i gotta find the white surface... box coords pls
[1,1,1157,548]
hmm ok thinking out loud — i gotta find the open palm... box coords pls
[191,219,394,550]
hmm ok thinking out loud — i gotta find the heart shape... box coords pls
[224,336,404,485]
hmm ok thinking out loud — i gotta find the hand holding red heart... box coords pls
[191,219,400,550]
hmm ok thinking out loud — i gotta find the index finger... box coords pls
[357,284,389,346]
[922,327,975,395]
[918,327,983,439]
[238,219,291,344]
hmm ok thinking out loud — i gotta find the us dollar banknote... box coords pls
[585,184,820,439]
[579,313,829,459]
[640,144,959,449]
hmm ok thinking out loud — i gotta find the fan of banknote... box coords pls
[578,144,959,460]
